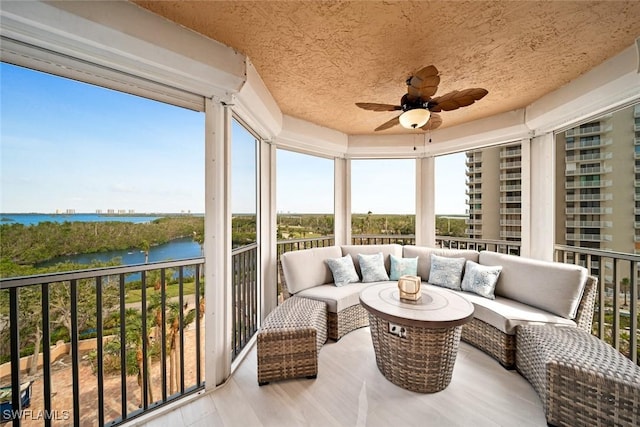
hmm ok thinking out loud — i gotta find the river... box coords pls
[2,213,204,267]
[36,237,203,268]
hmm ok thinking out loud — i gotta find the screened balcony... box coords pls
[1,1,640,426]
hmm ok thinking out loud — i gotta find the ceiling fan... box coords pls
[355,65,488,132]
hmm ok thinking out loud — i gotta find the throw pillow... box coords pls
[428,254,466,290]
[358,252,390,282]
[326,254,360,286]
[461,260,502,299]
[389,254,418,280]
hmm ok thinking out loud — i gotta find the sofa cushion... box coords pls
[461,260,502,299]
[389,254,418,280]
[358,253,389,282]
[280,246,343,294]
[326,254,360,286]
[341,244,403,277]
[428,254,466,290]
[456,288,577,334]
[297,281,396,313]
[479,251,588,319]
[403,246,479,281]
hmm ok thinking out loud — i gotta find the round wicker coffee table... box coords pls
[359,283,474,393]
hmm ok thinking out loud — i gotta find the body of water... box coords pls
[0,213,166,226]
[2,213,204,269]
[37,237,203,268]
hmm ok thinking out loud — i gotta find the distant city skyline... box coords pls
[1,62,467,216]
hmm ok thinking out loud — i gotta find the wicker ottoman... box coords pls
[257,296,327,385]
[516,325,640,427]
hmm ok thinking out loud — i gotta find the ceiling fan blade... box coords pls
[407,65,440,101]
[413,65,439,82]
[430,88,488,112]
[374,115,401,131]
[355,102,402,112]
[420,113,442,131]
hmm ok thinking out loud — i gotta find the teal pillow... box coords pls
[461,260,502,299]
[428,254,466,290]
[358,252,389,282]
[389,254,418,280]
[326,254,360,286]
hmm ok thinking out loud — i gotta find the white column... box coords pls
[416,157,436,246]
[204,98,233,388]
[334,157,351,246]
[526,133,556,261]
[260,141,278,314]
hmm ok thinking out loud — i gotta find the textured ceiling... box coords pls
[133,1,640,135]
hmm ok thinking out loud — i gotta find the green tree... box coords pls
[620,277,630,307]
[89,308,158,407]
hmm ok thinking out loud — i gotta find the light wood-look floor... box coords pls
[136,327,546,427]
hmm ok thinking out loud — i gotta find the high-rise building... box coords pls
[465,103,639,282]
[465,142,522,242]
[555,103,638,256]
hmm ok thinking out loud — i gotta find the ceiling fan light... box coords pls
[399,108,431,129]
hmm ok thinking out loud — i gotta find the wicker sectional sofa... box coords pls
[279,244,597,368]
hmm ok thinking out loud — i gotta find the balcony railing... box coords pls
[565,138,612,150]
[436,236,522,255]
[500,230,522,238]
[499,184,522,192]
[564,124,612,137]
[566,233,613,242]
[555,245,639,364]
[0,242,261,426]
[350,235,416,246]
[500,196,522,203]
[565,220,613,228]
[500,208,522,214]
[565,165,612,175]
[0,258,207,426]
[565,180,612,189]
[231,244,259,360]
[566,207,613,215]
[499,160,522,169]
[499,149,522,158]
[499,172,521,181]
[566,152,613,162]
[565,193,613,202]
[5,235,637,426]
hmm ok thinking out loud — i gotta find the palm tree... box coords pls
[90,308,156,408]
[141,240,150,263]
[146,280,197,395]
[166,300,196,394]
[620,277,630,307]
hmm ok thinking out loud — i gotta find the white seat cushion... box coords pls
[281,246,343,294]
[297,281,395,313]
[479,251,587,319]
[456,287,577,334]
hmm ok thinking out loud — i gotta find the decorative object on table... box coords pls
[398,275,422,301]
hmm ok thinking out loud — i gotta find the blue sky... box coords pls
[1,62,467,215]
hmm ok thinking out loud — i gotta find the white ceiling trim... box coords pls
[232,59,283,140]
[525,43,640,134]
[276,115,348,159]
[0,1,246,108]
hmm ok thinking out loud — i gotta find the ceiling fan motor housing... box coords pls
[400,94,432,112]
